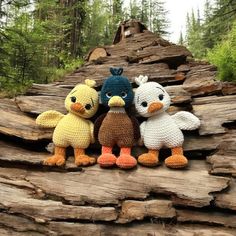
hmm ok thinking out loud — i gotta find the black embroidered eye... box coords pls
[121,91,127,98]
[71,96,76,103]
[106,92,112,98]
[159,94,164,101]
[85,104,92,110]
[141,101,148,107]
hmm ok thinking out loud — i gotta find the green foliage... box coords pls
[0,1,84,96]
[126,0,169,36]
[178,31,184,45]
[0,0,169,96]
[185,10,206,59]
[185,0,236,59]
[184,0,236,82]
[207,22,236,82]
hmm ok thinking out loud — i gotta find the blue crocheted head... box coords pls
[100,68,134,108]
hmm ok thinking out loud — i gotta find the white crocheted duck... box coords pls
[134,75,200,169]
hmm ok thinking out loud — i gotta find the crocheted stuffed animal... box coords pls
[94,68,140,169]
[36,79,99,167]
[134,75,200,169]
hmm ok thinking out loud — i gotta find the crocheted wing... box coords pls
[171,111,200,130]
[36,110,65,128]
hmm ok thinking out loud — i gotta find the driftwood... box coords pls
[0,20,236,234]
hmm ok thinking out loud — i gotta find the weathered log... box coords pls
[0,140,47,165]
[183,67,222,96]
[0,134,223,169]
[0,99,52,140]
[215,179,236,211]
[177,209,236,228]
[26,83,70,97]
[56,63,184,88]
[0,19,236,233]
[15,96,66,115]
[0,212,235,236]
[165,85,191,104]
[23,161,229,207]
[128,45,192,65]
[15,85,191,116]
[37,222,236,236]
[113,20,147,44]
[207,154,236,176]
[106,30,172,56]
[87,47,108,61]
[117,200,176,223]
[0,182,117,222]
[192,95,236,135]
[177,64,191,72]
[207,129,236,176]
[222,81,236,95]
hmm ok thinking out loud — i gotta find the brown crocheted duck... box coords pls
[94,68,140,169]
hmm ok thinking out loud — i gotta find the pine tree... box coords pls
[125,0,169,36]
[178,31,184,45]
[185,9,205,58]
[140,0,149,26]
[151,0,169,36]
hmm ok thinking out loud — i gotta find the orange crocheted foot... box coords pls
[97,154,117,167]
[98,146,117,168]
[75,155,96,166]
[116,147,137,169]
[165,147,188,169]
[43,146,66,166]
[74,148,96,166]
[138,150,159,167]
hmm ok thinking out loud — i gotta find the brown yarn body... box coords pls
[98,112,134,147]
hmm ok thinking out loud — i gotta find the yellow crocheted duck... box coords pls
[36,79,99,167]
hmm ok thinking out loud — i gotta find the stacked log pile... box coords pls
[0,21,236,235]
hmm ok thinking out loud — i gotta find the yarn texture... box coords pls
[36,80,99,167]
[94,67,140,169]
[134,75,200,169]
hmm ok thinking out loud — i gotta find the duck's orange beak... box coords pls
[71,103,85,114]
[148,102,163,113]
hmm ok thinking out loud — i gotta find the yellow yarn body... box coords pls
[53,113,93,148]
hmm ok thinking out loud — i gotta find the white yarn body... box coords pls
[142,112,184,150]
[134,77,201,151]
